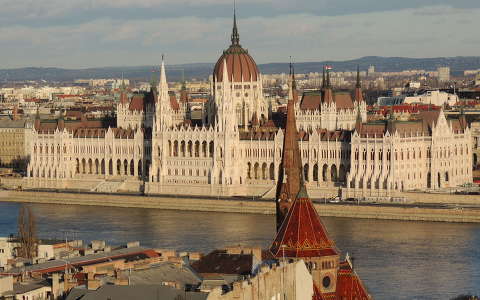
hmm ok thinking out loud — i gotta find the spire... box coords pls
[275,65,303,230]
[222,58,230,84]
[356,65,361,88]
[158,55,169,103]
[288,58,298,103]
[321,66,326,89]
[34,107,41,130]
[354,65,364,102]
[120,73,128,105]
[231,0,240,46]
[326,67,331,88]
[323,67,334,104]
[355,105,362,133]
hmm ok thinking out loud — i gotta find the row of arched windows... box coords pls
[167,140,214,158]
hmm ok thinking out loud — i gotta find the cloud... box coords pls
[1,0,479,27]
[0,5,478,68]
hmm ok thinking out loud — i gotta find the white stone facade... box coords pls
[24,61,473,198]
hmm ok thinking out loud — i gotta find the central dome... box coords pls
[213,13,259,83]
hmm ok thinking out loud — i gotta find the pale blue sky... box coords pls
[0,0,479,68]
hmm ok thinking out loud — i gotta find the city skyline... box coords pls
[1,0,480,68]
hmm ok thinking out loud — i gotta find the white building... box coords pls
[377,90,458,107]
[20,13,473,198]
[437,67,450,82]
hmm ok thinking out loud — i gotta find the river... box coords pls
[0,201,479,299]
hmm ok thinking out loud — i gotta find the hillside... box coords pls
[1,56,479,82]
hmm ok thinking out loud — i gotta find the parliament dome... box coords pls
[213,12,259,83]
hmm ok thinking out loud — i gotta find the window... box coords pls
[322,276,331,288]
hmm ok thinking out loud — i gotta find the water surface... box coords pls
[0,201,479,299]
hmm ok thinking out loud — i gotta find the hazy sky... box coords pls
[1,0,479,68]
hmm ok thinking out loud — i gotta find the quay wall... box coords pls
[0,191,479,223]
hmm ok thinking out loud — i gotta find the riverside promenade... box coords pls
[1,190,480,223]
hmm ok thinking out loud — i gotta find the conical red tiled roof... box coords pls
[335,261,371,300]
[270,186,338,258]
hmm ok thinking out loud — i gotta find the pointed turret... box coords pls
[180,81,189,103]
[323,67,334,104]
[231,1,240,46]
[158,55,169,104]
[355,105,363,133]
[119,76,129,105]
[34,107,41,130]
[354,65,364,103]
[288,61,299,104]
[321,66,326,90]
[275,64,303,230]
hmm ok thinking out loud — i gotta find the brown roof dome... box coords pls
[213,12,259,82]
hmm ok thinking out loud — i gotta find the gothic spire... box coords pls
[326,67,331,88]
[323,67,334,104]
[275,65,303,230]
[231,1,240,46]
[356,65,361,88]
[354,65,364,102]
[321,66,326,89]
[158,54,169,103]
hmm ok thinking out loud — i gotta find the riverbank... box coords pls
[1,190,480,223]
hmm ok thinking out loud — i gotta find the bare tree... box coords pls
[17,205,37,259]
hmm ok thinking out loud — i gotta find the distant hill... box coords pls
[1,56,479,82]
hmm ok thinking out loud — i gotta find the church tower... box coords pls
[270,66,371,299]
[275,64,303,230]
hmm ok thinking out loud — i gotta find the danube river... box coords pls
[0,201,479,299]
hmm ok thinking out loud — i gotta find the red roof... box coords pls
[213,45,259,82]
[129,95,144,111]
[170,94,180,111]
[334,261,371,300]
[312,261,371,300]
[270,187,338,258]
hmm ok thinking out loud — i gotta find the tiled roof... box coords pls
[214,45,259,82]
[129,95,144,111]
[335,261,371,300]
[300,91,354,111]
[190,250,252,276]
[270,186,338,258]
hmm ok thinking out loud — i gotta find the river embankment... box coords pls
[1,190,479,223]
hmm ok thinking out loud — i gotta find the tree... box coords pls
[17,205,37,259]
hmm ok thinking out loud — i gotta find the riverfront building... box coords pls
[22,12,472,199]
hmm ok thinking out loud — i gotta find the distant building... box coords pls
[406,82,421,89]
[0,116,34,165]
[367,65,375,76]
[437,67,450,82]
[377,90,458,107]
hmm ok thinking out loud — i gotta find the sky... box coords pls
[1,0,479,68]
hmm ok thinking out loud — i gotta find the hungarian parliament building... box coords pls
[24,16,473,199]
